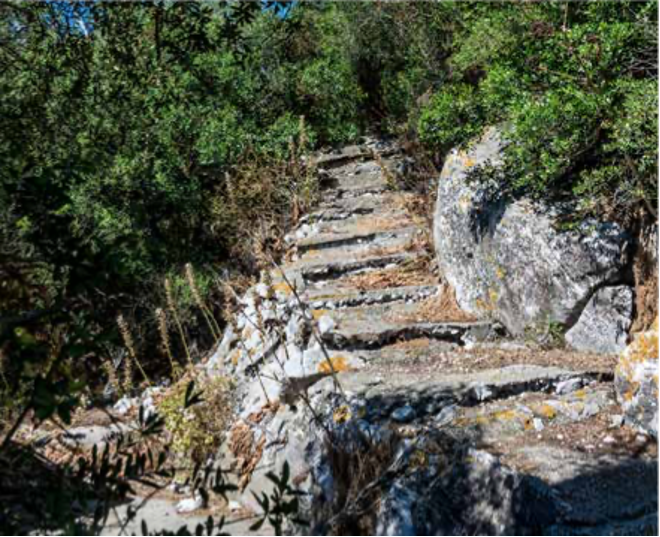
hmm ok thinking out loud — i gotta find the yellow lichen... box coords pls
[536,404,557,419]
[272,281,293,296]
[488,288,499,304]
[318,355,353,374]
[491,409,519,421]
[228,349,241,366]
[573,389,587,400]
[333,405,351,424]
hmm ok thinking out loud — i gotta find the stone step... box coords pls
[310,365,606,423]
[302,208,415,242]
[297,225,419,255]
[355,339,618,375]
[316,299,493,349]
[314,145,372,168]
[307,191,417,223]
[304,284,437,310]
[299,251,421,283]
[323,318,495,350]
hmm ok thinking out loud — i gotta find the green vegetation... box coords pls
[0,1,657,532]
[417,1,658,218]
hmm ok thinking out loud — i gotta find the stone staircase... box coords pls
[207,140,657,535]
[79,140,657,535]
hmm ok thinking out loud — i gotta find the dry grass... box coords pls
[630,220,658,333]
[386,286,477,324]
[323,431,401,535]
[338,257,435,291]
[632,278,658,333]
[369,341,618,377]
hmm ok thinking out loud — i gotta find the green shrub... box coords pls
[504,86,607,196]
[417,84,484,153]
[575,78,658,215]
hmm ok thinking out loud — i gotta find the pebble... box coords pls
[113,396,136,416]
[392,405,416,423]
[602,435,616,444]
[555,377,583,395]
[609,414,624,428]
[435,405,457,426]
[533,418,545,432]
[317,315,336,335]
[176,496,204,513]
[228,501,243,513]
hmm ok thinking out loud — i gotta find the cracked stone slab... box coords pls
[299,251,421,283]
[312,365,593,418]
[316,300,494,349]
[307,191,416,221]
[297,225,419,254]
[303,284,438,310]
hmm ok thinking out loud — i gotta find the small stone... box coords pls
[533,418,545,432]
[435,405,457,427]
[317,315,336,335]
[581,402,600,419]
[392,405,416,423]
[113,396,136,416]
[555,378,583,395]
[176,496,204,513]
[557,434,564,441]
[610,414,624,428]
[228,501,243,513]
[471,383,494,401]
[602,435,616,444]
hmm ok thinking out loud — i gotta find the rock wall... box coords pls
[433,127,633,349]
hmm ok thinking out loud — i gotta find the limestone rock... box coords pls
[615,319,659,438]
[433,127,631,337]
[565,286,633,354]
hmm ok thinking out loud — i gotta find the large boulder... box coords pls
[433,127,632,338]
[615,318,658,438]
[564,286,633,354]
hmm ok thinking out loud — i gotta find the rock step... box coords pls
[299,251,420,283]
[297,226,419,254]
[354,338,619,376]
[322,319,495,350]
[304,284,437,310]
[301,207,415,241]
[314,145,372,168]
[311,365,607,422]
[313,299,493,350]
[309,191,416,219]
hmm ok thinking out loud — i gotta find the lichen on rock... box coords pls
[433,127,632,341]
[615,318,659,438]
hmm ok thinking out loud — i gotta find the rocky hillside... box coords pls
[31,139,657,535]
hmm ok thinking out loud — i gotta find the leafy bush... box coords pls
[160,375,234,463]
[418,84,484,154]
[416,0,657,219]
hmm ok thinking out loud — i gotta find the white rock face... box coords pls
[433,127,631,339]
[565,286,633,353]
